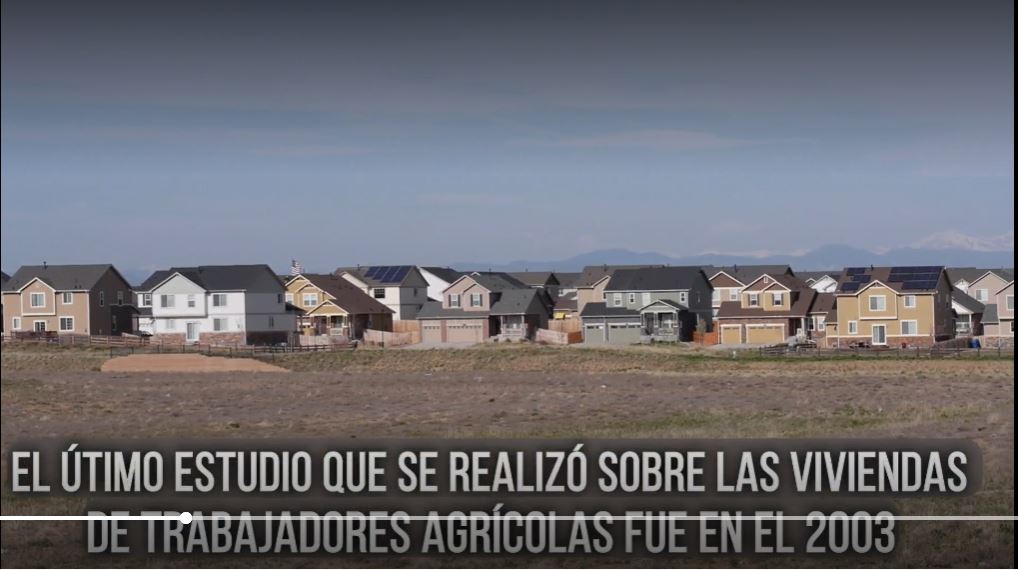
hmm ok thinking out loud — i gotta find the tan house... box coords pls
[827,266,954,348]
[706,265,795,318]
[286,273,393,340]
[2,264,136,336]
[981,281,1014,343]
[417,272,552,343]
[964,270,1013,304]
[715,273,817,345]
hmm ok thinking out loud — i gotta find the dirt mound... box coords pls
[101,353,287,373]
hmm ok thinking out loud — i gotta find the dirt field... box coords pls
[0,344,1013,567]
[99,353,288,373]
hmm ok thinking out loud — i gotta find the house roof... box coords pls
[641,298,686,311]
[605,266,707,292]
[575,265,664,288]
[743,273,808,291]
[415,301,488,319]
[420,266,464,284]
[144,265,285,293]
[705,264,794,285]
[417,288,550,319]
[716,289,818,319]
[337,265,419,287]
[554,272,582,288]
[554,292,578,312]
[835,266,946,294]
[982,303,999,324]
[809,292,836,315]
[3,264,121,292]
[1,271,9,284]
[463,271,530,291]
[951,290,984,314]
[947,267,1013,285]
[796,271,836,283]
[299,273,393,314]
[579,302,640,319]
[507,271,560,287]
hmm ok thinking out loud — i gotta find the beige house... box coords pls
[286,273,393,340]
[981,281,1014,342]
[715,273,818,345]
[706,265,795,318]
[827,266,954,348]
[965,270,1013,304]
[2,264,136,336]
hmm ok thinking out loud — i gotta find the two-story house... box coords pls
[3,264,135,336]
[417,272,552,343]
[981,280,1014,343]
[574,265,663,315]
[419,267,464,302]
[144,265,294,345]
[715,273,818,345]
[285,273,393,340]
[827,266,954,348]
[963,269,1013,304]
[580,266,712,345]
[336,266,428,320]
[705,265,795,318]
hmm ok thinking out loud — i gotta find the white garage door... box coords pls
[421,323,443,343]
[447,321,484,343]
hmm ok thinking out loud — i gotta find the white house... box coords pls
[142,265,295,345]
[419,266,464,301]
[336,265,428,320]
[798,272,839,293]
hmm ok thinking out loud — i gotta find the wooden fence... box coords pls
[4,332,150,347]
[535,328,583,345]
[546,319,582,334]
[692,330,719,345]
[363,329,417,347]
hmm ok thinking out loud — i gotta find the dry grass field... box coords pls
[0,343,1013,567]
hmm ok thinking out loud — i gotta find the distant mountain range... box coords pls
[457,244,1015,273]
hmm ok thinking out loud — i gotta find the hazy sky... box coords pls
[2,0,1013,274]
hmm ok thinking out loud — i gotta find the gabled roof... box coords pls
[742,273,808,291]
[1,271,9,284]
[420,266,464,284]
[507,271,560,287]
[460,271,530,292]
[145,265,285,293]
[605,266,708,292]
[579,302,640,319]
[336,265,420,287]
[704,265,794,285]
[3,264,123,292]
[809,292,836,315]
[554,272,582,288]
[835,266,946,295]
[299,273,393,314]
[575,265,664,288]
[951,290,984,314]
[796,271,837,284]
[640,298,686,311]
[490,288,552,316]
[948,267,1013,285]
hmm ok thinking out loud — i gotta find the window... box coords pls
[869,295,886,311]
[729,290,738,301]
[99,291,105,307]
[160,294,175,308]
[302,293,318,307]
[642,292,651,306]
[268,316,275,328]
[901,320,918,335]
[212,293,227,307]
[628,293,636,304]
[116,291,124,305]
[59,317,74,331]
[711,290,720,303]
[772,292,784,307]
[30,292,45,308]
[449,294,461,308]
[213,318,227,332]
[62,292,73,304]
[904,295,917,308]
[848,321,858,334]
[373,288,385,299]
[748,293,759,307]
[612,293,623,307]
[142,293,152,307]
[277,293,283,304]
[1008,295,1015,311]
[34,321,46,332]
[11,317,21,330]
[470,293,483,307]
[975,288,988,302]
[679,292,688,304]
[186,294,197,308]
[285,293,294,304]
[166,320,176,331]
[111,315,118,332]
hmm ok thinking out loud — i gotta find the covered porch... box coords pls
[639,299,685,341]
[301,303,353,339]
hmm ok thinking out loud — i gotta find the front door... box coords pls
[34,321,46,332]
[186,322,200,343]
[871,324,886,346]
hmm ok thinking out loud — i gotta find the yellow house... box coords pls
[827,266,954,348]
[285,274,393,340]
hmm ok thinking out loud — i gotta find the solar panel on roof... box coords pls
[901,281,936,290]
[392,266,410,281]
[851,274,872,283]
[846,267,867,276]
[841,282,861,292]
[379,267,396,282]
[365,267,380,278]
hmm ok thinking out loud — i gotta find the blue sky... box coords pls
[1,0,1013,275]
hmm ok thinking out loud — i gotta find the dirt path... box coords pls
[100,353,288,373]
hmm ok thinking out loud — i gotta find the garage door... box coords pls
[746,325,785,344]
[447,320,484,343]
[607,324,642,345]
[421,322,443,343]
[720,325,742,345]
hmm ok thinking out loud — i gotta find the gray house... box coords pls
[580,266,713,345]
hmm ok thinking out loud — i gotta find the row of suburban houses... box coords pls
[2,262,1013,349]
